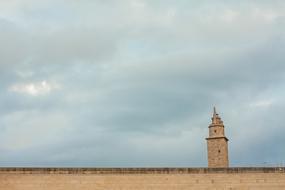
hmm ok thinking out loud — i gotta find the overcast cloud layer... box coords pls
[0,0,285,167]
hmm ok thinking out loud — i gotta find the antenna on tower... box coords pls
[213,106,217,117]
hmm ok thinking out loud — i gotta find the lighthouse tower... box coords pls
[206,107,229,168]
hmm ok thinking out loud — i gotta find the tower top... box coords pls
[211,107,223,125]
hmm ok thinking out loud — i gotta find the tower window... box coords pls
[214,130,217,133]
[218,150,221,153]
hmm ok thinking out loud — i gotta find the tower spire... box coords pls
[212,107,222,125]
[213,106,217,116]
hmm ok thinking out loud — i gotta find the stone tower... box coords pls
[206,107,229,168]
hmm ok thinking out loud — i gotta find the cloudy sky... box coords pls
[0,0,285,167]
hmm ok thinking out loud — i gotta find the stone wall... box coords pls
[0,168,284,190]
[207,137,229,168]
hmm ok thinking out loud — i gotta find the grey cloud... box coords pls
[0,0,285,167]
[0,19,30,67]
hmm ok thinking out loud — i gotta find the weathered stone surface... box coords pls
[0,167,284,190]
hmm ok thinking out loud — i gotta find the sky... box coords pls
[0,0,285,167]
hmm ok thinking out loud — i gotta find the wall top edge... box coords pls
[0,167,284,174]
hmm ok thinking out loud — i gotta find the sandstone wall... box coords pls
[0,168,284,190]
[207,137,229,168]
